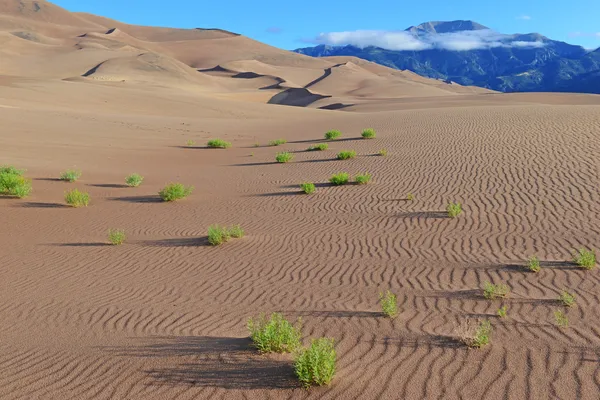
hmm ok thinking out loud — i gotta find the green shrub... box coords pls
[406,193,415,201]
[60,169,81,182]
[207,139,232,149]
[308,143,328,151]
[158,183,193,201]
[228,225,245,239]
[379,290,397,318]
[483,281,510,300]
[294,338,336,388]
[527,255,541,272]
[254,142,260,147]
[247,313,302,353]
[269,139,287,146]
[324,130,341,140]
[0,165,25,175]
[275,152,294,163]
[573,248,596,270]
[558,290,576,307]
[0,172,32,198]
[186,140,196,147]
[329,173,349,186]
[125,173,144,187]
[378,149,387,156]
[300,182,316,194]
[64,189,90,207]
[554,309,569,328]
[497,306,508,318]
[446,202,462,218]
[337,150,356,160]
[361,128,376,139]
[208,224,244,245]
[456,319,492,348]
[355,173,371,185]
[108,229,126,245]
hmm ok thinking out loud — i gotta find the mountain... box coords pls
[295,20,600,93]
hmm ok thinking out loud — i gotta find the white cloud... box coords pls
[517,15,532,20]
[311,29,546,51]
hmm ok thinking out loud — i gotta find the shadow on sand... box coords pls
[110,195,163,204]
[141,237,210,247]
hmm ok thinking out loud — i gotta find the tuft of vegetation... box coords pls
[483,281,510,300]
[355,173,372,185]
[269,139,287,146]
[208,224,244,246]
[0,169,32,198]
[554,309,569,328]
[572,248,596,270]
[125,173,144,187]
[158,183,193,202]
[497,306,508,318]
[275,152,294,163]
[378,149,387,156]
[207,139,232,149]
[308,143,329,151]
[228,224,245,239]
[0,165,25,175]
[247,312,302,353]
[254,142,260,147]
[294,338,336,388]
[329,173,349,186]
[337,150,357,160]
[527,255,541,273]
[324,130,342,141]
[60,169,81,182]
[379,290,398,319]
[361,128,376,139]
[64,189,90,207]
[186,140,196,147]
[108,229,126,245]
[300,182,316,194]
[446,202,462,218]
[558,290,576,307]
[456,319,492,348]
[406,193,415,201]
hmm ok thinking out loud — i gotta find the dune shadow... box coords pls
[17,202,67,208]
[88,183,128,189]
[110,195,163,203]
[319,103,354,110]
[396,211,449,219]
[142,237,210,247]
[105,336,298,390]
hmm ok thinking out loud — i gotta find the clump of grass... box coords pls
[207,139,232,149]
[558,290,576,307]
[456,319,492,348]
[497,305,508,318]
[186,140,196,147]
[269,139,287,146]
[207,224,244,246]
[361,128,376,139]
[355,173,372,185]
[0,165,25,175]
[308,143,328,151]
[446,202,462,218]
[300,182,316,194]
[379,290,397,318]
[64,189,90,207]
[337,150,356,160]
[572,248,596,270]
[527,255,541,273]
[254,142,260,147]
[125,173,143,187]
[324,130,341,140]
[275,152,294,163]
[158,183,193,202]
[554,309,569,328]
[0,170,32,198]
[483,281,510,300]
[247,313,302,353]
[228,225,245,239]
[108,229,125,245]
[329,173,349,186]
[406,193,415,201]
[294,338,336,388]
[378,149,387,156]
[60,169,81,182]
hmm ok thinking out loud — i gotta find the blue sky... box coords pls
[54,0,600,50]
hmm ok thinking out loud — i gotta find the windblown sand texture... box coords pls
[2,1,600,399]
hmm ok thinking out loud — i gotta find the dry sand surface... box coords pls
[2,1,600,399]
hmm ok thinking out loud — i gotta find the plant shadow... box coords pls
[88,183,129,189]
[379,333,463,349]
[34,178,63,182]
[17,202,67,208]
[142,237,210,247]
[53,242,110,247]
[288,137,361,144]
[110,195,163,203]
[231,161,278,167]
[395,211,448,219]
[421,289,482,300]
[286,310,382,319]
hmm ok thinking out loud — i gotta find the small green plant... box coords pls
[406,193,415,201]
[329,173,349,186]
[294,338,336,388]
[0,166,25,175]
[572,248,596,270]
[60,169,81,182]
[108,229,126,245]
[125,173,144,187]
[228,225,245,239]
[379,290,397,318]
[456,319,492,348]
[158,183,193,201]
[186,140,196,147]
[337,150,357,160]
[275,152,294,163]
[269,139,287,146]
[497,305,508,318]
[483,281,510,300]
[554,309,569,328]
[300,182,316,194]
[355,173,372,185]
[247,313,302,353]
[208,224,244,245]
[527,255,541,272]
[558,290,576,307]
[308,143,328,151]
[254,142,260,147]
[446,202,462,218]
[378,149,387,156]
[207,139,232,149]
[361,128,376,139]
[0,171,32,198]
[324,130,342,140]
[64,189,90,207]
